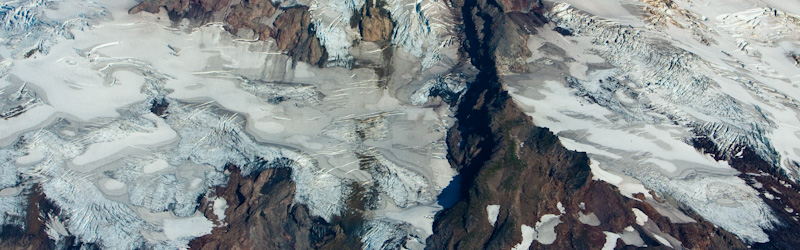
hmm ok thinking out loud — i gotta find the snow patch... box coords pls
[486,204,500,226]
[602,232,620,250]
[212,197,227,222]
[579,212,600,226]
[162,215,214,241]
[511,224,535,250]
[632,208,648,226]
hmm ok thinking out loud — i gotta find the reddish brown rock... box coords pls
[189,164,363,250]
[272,6,328,66]
[353,0,394,43]
[129,0,189,14]
[129,0,327,66]
[0,189,55,250]
[223,0,277,40]
[426,1,750,249]
[496,0,540,13]
[0,186,95,250]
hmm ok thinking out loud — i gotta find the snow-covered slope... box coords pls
[505,0,800,244]
[0,0,457,248]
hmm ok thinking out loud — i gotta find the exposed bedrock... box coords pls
[130,0,327,66]
[352,0,395,43]
[426,0,750,249]
[272,6,328,67]
[0,186,97,250]
[189,165,364,250]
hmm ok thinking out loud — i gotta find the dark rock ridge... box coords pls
[130,0,328,66]
[189,164,365,250]
[426,0,749,249]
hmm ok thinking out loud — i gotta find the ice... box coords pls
[211,197,227,222]
[40,169,152,249]
[602,232,620,250]
[410,73,467,106]
[486,204,500,226]
[101,179,125,191]
[548,2,783,172]
[162,214,214,241]
[307,0,363,67]
[502,0,800,242]
[71,114,177,167]
[142,159,170,174]
[364,152,436,208]
[511,212,563,248]
[386,0,457,70]
[0,0,43,33]
[0,0,457,248]
[578,212,600,226]
[652,234,674,248]
[0,149,26,227]
[511,224,535,250]
[632,208,648,226]
[361,219,419,250]
[128,174,179,213]
[533,214,562,245]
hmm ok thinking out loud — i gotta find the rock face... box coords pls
[353,0,394,43]
[496,0,538,13]
[130,0,327,66]
[450,0,545,74]
[128,0,191,15]
[0,187,95,250]
[189,165,363,250]
[0,190,57,250]
[272,6,328,67]
[426,0,750,249]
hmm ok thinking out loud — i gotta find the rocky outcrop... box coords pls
[188,165,363,250]
[449,0,545,74]
[426,0,750,249]
[0,187,95,250]
[496,0,539,13]
[0,190,56,250]
[128,0,190,15]
[272,6,328,67]
[353,0,394,43]
[222,0,277,40]
[130,0,327,66]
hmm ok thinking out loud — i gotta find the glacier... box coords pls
[501,0,800,244]
[0,0,458,248]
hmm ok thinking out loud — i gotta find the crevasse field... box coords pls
[0,0,460,248]
[2,0,800,249]
[507,0,800,244]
